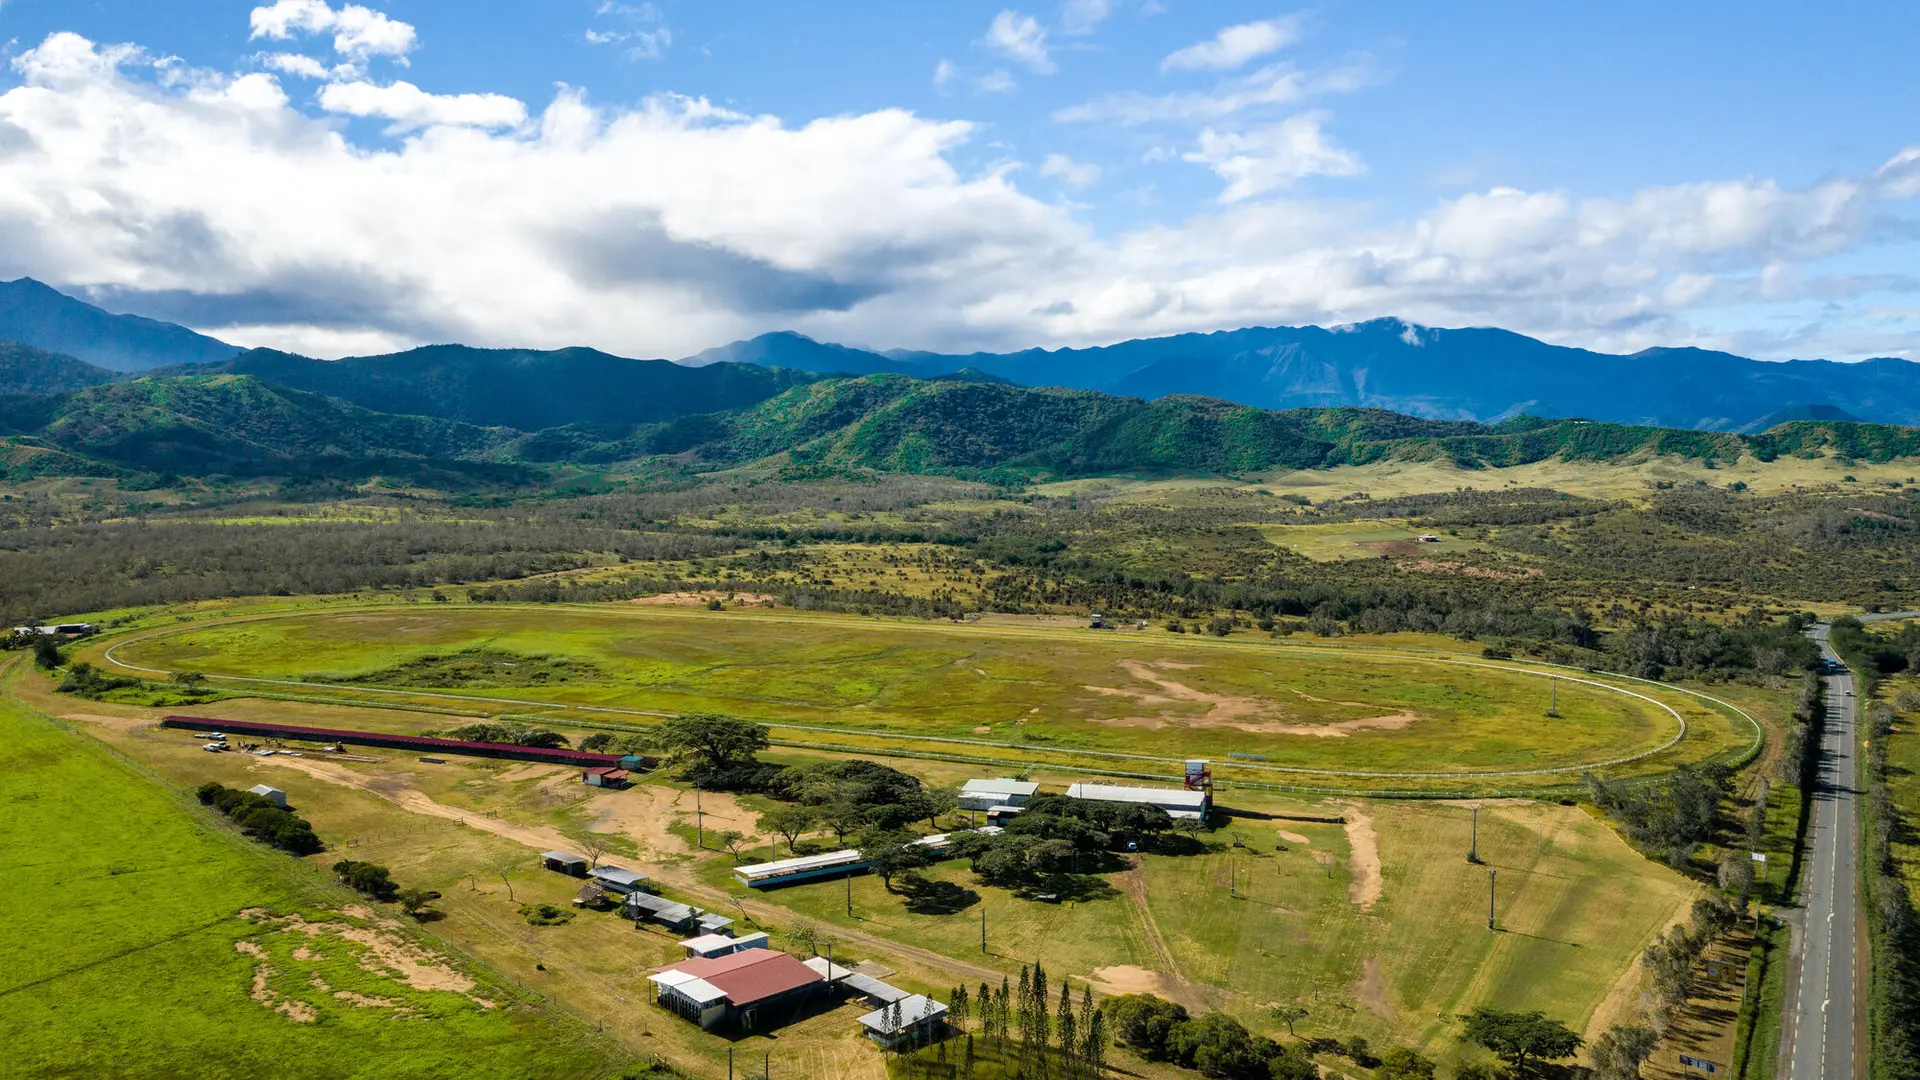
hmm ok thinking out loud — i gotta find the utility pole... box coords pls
[1468,805,1480,864]
[1547,678,1559,718]
[846,870,853,916]
[728,1048,734,1080]
[1229,855,1236,898]
[695,781,705,851]
[981,905,987,953]
[1487,869,1497,931]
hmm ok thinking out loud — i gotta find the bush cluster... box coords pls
[195,782,322,855]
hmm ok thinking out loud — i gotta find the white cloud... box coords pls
[260,53,331,79]
[249,0,417,61]
[1057,62,1307,125]
[1041,153,1101,189]
[1060,0,1113,35]
[1162,16,1299,73]
[626,28,672,60]
[1182,114,1362,202]
[317,80,528,131]
[1,31,1916,363]
[932,60,956,89]
[977,69,1017,94]
[982,11,1055,74]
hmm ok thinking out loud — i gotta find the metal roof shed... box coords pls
[1064,781,1211,820]
[588,866,650,893]
[858,994,949,1049]
[541,851,590,876]
[959,778,1040,809]
[246,784,287,809]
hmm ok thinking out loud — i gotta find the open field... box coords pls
[93,602,1755,790]
[20,659,1707,1071]
[1257,520,1482,561]
[0,660,633,1080]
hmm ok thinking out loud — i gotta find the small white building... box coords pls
[857,994,949,1050]
[679,931,769,959]
[959,778,1040,811]
[1064,781,1210,821]
[733,849,871,889]
[247,784,287,809]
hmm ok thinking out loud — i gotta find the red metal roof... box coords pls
[667,950,822,1007]
[160,715,630,767]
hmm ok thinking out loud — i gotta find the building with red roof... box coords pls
[647,948,824,1031]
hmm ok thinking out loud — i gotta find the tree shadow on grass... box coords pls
[901,876,980,915]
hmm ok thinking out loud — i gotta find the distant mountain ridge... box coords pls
[0,278,241,372]
[192,344,819,431]
[0,341,116,396]
[690,322,1920,432]
[5,277,1919,431]
[5,368,1919,488]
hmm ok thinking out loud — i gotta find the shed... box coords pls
[648,949,824,1032]
[246,784,287,809]
[680,933,744,959]
[627,892,699,931]
[588,865,650,894]
[582,767,630,789]
[733,849,871,889]
[540,850,590,877]
[858,994,949,1050]
[1064,781,1210,821]
[959,778,1040,811]
[695,912,735,936]
[840,972,910,1006]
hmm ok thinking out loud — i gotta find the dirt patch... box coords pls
[1340,805,1383,910]
[1084,660,1418,736]
[1091,965,1178,997]
[1353,956,1394,1018]
[235,940,317,1023]
[261,755,576,852]
[496,762,567,784]
[240,910,478,995]
[60,711,158,733]
[1115,864,1207,1011]
[1277,830,1312,845]
[334,989,406,1009]
[627,592,775,607]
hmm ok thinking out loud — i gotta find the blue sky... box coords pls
[0,0,1915,361]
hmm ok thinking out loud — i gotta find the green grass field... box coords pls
[100,604,1737,786]
[0,661,633,1080]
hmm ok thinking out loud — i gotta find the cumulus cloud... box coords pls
[1056,62,1308,125]
[317,80,528,131]
[982,11,1055,74]
[1060,0,1113,35]
[260,53,332,80]
[1,30,1916,363]
[1161,16,1299,72]
[1182,113,1362,202]
[249,0,417,61]
[1041,154,1101,189]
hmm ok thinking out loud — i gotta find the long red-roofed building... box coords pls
[646,948,824,1031]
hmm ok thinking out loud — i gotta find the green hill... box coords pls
[0,375,519,480]
[594,376,1838,477]
[201,344,819,431]
[3,369,1919,488]
[0,340,115,397]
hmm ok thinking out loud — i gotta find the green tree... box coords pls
[32,634,62,669]
[757,805,817,852]
[656,713,769,769]
[1268,1002,1309,1038]
[858,828,930,890]
[1378,1046,1437,1080]
[1459,1007,1582,1078]
[1589,1025,1658,1080]
[1105,994,1189,1059]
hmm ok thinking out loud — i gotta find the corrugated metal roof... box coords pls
[840,972,910,1004]
[1065,782,1209,816]
[858,994,948,1034]
[649,969,729,1006]
[962,778,1040,796]
[589,866,648,887]
[540,850,587,864]
[734,849,866,881]
[665,950,822,1007]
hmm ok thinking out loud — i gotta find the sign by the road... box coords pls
[1679,1055,1721,1074]
[1751,852,1768,863]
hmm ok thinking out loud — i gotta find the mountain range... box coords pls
[2,275,1919,435]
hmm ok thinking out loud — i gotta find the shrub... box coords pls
[332,859,400,902]
[521,903,576,926]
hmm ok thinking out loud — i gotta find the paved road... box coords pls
[1785,621,1863,1080]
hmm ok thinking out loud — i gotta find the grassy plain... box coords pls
[98,603,1746,786]
[1256,520,1481,561]
[0,661,632,1080]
